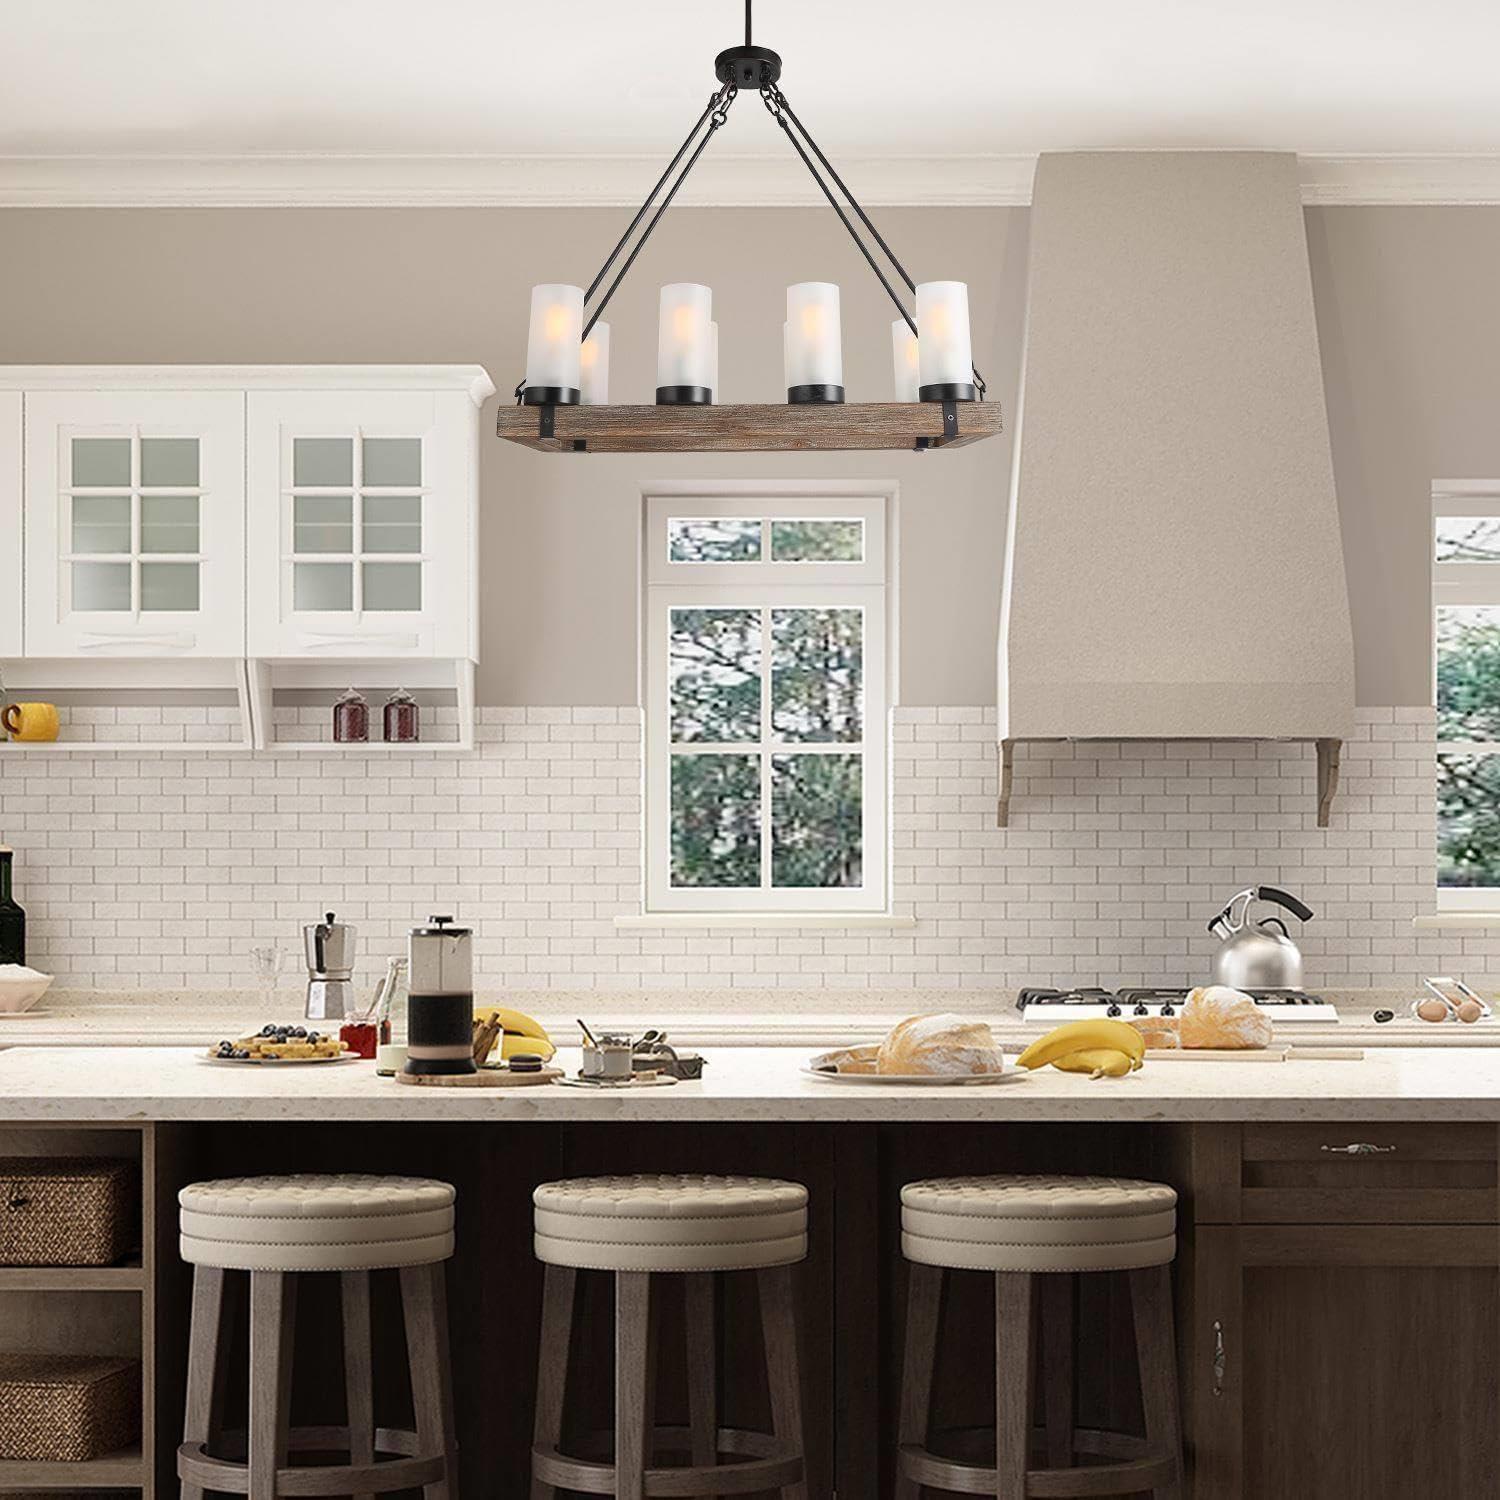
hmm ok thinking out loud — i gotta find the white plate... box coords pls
[803,1046,1022,1086]
[202,1049,361,1065]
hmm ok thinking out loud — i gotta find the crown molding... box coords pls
[4,151,1500,208]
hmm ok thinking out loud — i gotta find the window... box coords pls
[643,491,891,913]
[1433,486,1500,905]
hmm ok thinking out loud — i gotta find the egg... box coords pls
[1456,998,1485,1024]
[1416,997,1450,1023]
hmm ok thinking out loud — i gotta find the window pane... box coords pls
[771,518,864,562]
[1437,607,1500,741]
[139,437,199,487]
[668,518,760,563]
[363,561,422,612]
[772,607,863,742]
[772,753,863,887]
[71,494,131,554]
[140,561,199,612]
[1436,517,1500,564]
[72,561,131,611]
[362,437,422,486]
[293,437,353,486]
[1440,753,1500,887]
[362,494,422,553]
[140,495,199,553]
[71,437,130,487]
[294,562,353,612]
[671,754,761,887]
[669,608,761,742]
[294,495,353,554]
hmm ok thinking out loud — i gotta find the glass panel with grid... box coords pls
[288,436,424,614]
[65,433,204,614]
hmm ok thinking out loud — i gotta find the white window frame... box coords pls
[1432,484,1500,908]
[642,485,894,915]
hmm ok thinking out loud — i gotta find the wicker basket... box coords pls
[0,1355,140,1462]
[0,1159,136,1268]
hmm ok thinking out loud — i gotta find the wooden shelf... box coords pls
[0,741,246,754]
[0,1444,144,1489]
[0,1258,144,1291]
[496,399,1003,453]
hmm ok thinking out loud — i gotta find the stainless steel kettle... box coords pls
[1207,886,1313,990]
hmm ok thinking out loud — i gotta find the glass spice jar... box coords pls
[383,687,419,743]
[333,688,369,743]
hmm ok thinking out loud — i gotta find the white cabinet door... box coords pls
[0,393,20,658]
[246,391,472,659]
[23,391,246,657]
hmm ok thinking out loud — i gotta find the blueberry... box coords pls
[293,1027,306,1038]
[306,1032,319,1043]
[261,1024,276,1037]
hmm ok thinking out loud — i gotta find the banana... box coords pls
[1015,1019,1146,1072]
[474,1006,556,1061]
[1049,1047,1135,1079]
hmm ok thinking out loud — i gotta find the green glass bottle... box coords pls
[0,847,24,965]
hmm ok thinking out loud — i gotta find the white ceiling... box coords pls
[4,0,1500,202]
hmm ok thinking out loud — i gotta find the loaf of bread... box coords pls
[1179,986,1274,1049]
[1128,1016,1181,1050]
[876,1013,1006,1075]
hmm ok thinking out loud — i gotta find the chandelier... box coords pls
[496,2,1001,455]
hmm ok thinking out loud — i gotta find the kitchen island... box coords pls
[0,1044,1493,1500]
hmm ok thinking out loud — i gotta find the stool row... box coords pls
[175,1170,1184,1500]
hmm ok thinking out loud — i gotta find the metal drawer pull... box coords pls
[1320,1142,1396,1155]
[1212,1320,1225,1397]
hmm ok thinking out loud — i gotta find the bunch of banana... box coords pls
[472,1005,556,1063]
[1015,1019,1145,1080]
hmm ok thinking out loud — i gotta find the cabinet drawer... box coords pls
[1195,1124,1498,1224]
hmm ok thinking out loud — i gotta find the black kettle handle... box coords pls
[1255,886,1313,923]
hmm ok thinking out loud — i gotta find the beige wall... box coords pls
[0,201,1492,707]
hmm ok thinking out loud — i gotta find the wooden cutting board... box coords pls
[395,1065,563,1087]
[1145,1046,1364,1062]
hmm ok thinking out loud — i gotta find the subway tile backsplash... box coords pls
[0,704,1472,991]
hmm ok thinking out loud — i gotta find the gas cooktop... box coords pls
[1016,986,1339,1024]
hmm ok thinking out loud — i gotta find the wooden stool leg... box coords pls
[530,1265,577,1500]
[994,1272,1035,1500]
[894,1262,943,1500]
[684,1273,719,1478]
[342,1271,375,1500]
[614,1271,653,1500]
[757,1264,808,1500]
[1040,1274,1075,1469]
[1128,1264,1184,1500]
[402,1262,460,1500]
[181,1265,232,1500]
[248,1271,297,1500]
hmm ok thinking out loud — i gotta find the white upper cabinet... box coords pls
[0,393,20,658]
[23,389,246,657]
[247,386,480,659]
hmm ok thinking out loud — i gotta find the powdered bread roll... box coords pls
[1180,986,1274,1050]
[876,1013,1006,1076]
[1129,1016,1181,1050]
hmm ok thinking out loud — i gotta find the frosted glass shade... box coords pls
[525,284,583,397]
[916,281,974,397]
[657,283,714,398]
[580,322,610,405]
[892,320,921,402]
[708,322,719,403]
[785,282,843,397]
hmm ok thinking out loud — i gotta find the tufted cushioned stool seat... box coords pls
[179,1174,456,1272]
[533,1173,808,1273]
[901,1172,1176,1274]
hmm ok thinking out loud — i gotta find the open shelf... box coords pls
[0,1258,144,1292]
[0,1443,143,1489]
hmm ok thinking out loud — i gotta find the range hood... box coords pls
[997,151,1355,826]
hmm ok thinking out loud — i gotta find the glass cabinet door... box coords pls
[246,391,471,658]
[24,391,245,656]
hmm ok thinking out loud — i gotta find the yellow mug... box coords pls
[2,703,59,743]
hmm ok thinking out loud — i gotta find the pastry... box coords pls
[876,1013,1006,1076]
[1179,986,1274,1050]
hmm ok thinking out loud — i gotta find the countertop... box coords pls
[1,1044,1499,1123]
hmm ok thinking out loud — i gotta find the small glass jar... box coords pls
[383,688,419,743]
[340,1019,379,1059]
[333,688,369,743]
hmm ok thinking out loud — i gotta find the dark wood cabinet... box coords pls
[1187,1126,1499,1500]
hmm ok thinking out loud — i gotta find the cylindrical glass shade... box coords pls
[524,284,583,403]
[657,283,714,403]
[782,321,791,396]
[892,319,920,402]
[708,322,719,404]
[580,322,610,405]
[916,281,975,400]
[785,282,844,402]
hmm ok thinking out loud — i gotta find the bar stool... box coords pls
[529,1172,809,1500]
[895,1173,1183,1500]
[175,1173,460,1500]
